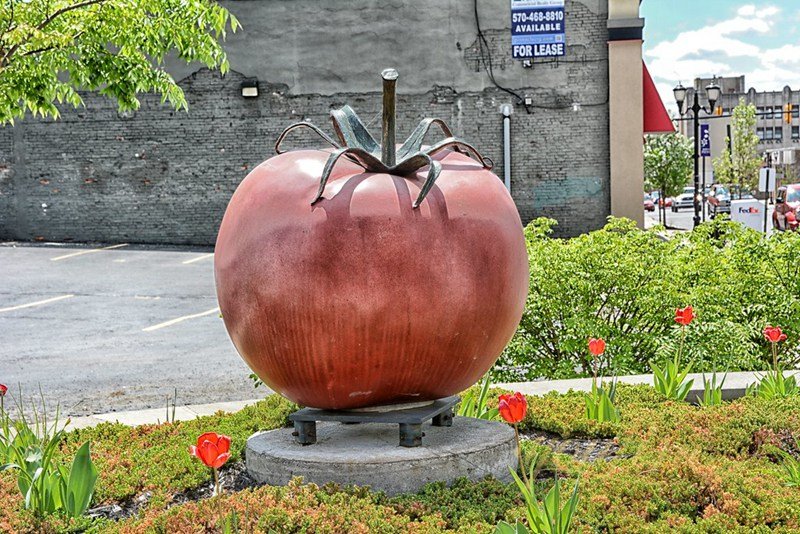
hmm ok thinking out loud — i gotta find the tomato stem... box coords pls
[381,68,398,167]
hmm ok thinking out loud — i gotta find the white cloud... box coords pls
[756,6,780,17]
[761,45,800,65]
[644,3,797,106]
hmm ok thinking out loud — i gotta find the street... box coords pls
[645,202,777,233]
[0,243,264,417]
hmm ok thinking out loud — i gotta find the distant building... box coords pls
[677,76,800,186]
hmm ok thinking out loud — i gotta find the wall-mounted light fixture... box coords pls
[241,78,259,98]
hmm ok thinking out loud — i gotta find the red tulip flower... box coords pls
[499,392,529,486]
[189,432,231,496]
[190,432,231,469]
[763,326,787,344]
[588,338,606,357]
[674,306,695,326]
[499,392,527,424]
[0,384,6,397]
[764,326,787,370]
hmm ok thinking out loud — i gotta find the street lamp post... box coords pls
[673,79,721,228]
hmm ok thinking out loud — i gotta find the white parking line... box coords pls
[142,307,221,332]
[182,253,214,265]
[0,294,75,313]
[51,243,128,261]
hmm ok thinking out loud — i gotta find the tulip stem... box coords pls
[772,342,779,370]
[214,468,224,531]
[514,424,530,487]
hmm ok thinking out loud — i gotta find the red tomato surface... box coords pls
[215,149,529,409]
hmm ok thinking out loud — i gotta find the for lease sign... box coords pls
[511,0,566,59]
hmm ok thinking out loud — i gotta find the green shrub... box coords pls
[497,217,800,381]
[390,477,519,530]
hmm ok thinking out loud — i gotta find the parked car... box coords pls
[706,184,731,218]
[650,191,673,207]
[774,185,799,231]
[671,186,696,212]
[644,193,655,212]
[778,183,800,211]
[728,185,755,200]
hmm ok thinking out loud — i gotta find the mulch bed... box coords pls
[87,461,257,521]
[522,430,622,462]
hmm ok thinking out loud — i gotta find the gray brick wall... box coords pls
[0,0,609,245]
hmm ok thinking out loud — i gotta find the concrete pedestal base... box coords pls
[246,416,516,495]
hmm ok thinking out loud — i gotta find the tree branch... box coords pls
[2,0,106,66]
[0,0,16,59]
[37,0,108,31]
[22,44,58,56]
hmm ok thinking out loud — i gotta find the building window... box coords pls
[793,126,799,139]
[765,127,774,140]
[793,106,799,119]
[775,127,783,141]
[757,106,765,119]
[757,127,765,141]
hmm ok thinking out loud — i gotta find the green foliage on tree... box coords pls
[713,98,761,192]
[643,132,693,198]
[496,216,800,382]
[0,0,240,123]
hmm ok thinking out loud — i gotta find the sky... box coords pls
[641,1,800,107]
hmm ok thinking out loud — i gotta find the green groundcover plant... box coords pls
[2,385,800,532]
[497,216,800,382]
[0,391,97,519]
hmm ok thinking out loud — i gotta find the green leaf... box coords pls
[65,442,98,517]
[495,521,529,534]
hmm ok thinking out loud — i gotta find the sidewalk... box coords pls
[68,370,796,430]
[69,399,262,429]
[498,370,799,403]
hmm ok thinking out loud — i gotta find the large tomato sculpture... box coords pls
[215,70,528,410]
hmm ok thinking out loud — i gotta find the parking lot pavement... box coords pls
[645,204,776,233]
[0,243,266,417]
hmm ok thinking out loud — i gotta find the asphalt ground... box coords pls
[645,204,777,233]
[0,242,264,417]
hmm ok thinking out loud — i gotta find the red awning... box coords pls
[643,62,675,134]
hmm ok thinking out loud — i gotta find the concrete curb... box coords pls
[68,398,263,429]
[67,369,800,430]
[498,370,800,403]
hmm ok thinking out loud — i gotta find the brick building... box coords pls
[0,0,658,245]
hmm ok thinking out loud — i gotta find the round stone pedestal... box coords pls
[246,416,516,495]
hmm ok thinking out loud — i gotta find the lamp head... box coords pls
[705,78,721,113]
[673,83,687,115]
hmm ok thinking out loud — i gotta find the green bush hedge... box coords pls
[495,217,800,381]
